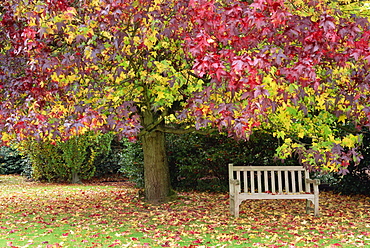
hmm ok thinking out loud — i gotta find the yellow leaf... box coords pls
[156,91,165,100]
[297,131,305,139]
[133,36,141,45]
[342,134,358,148]
[144,38,154,50]
[338,114,347,123]
[1,132,14,143]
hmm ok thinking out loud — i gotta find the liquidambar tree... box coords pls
[1,0,369,202]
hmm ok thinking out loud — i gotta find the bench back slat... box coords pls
[229,164,312,194]
[251,171,255,193]
[243,171,248,194]
[264,171,268,193]
[284,171,289,193]
[257,171,262,193]
[298,172,303,192]
[292,171,296,193]
[278,170,282,193]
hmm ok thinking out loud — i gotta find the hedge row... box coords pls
[0,131,369,195]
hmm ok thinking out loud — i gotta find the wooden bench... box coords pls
[229,164,320,217]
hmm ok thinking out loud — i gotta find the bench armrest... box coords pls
[306,179,320,185]
[229,179,241,196]
[229,179,240,185]
[306,178,320,196]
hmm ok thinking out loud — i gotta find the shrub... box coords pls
[93,134,121,177]
[334,163,370,196]
[167,131,298,192]
[20,156,33,179]
[20,132,113,183]
[118,138,144,187]
[310,172,338,185]
[334,132,370,196]
[0,146,30,175]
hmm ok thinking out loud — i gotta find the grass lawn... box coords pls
[0,175,369,248]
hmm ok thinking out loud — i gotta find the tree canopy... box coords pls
[1,0,369,201]
[183,0,370,174]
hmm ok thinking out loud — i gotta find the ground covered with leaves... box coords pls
[0,175,369,248]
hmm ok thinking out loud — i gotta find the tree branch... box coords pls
[155,125,218,135]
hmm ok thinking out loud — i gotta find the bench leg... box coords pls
[305,199,311,214]
[230,195,240,217]
[314,195,319,217]
[230,196,235,216]
[306,199,320,216]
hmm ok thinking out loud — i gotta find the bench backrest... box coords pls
[229,164,312,194]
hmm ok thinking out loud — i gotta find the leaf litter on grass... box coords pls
[0,175,369,248]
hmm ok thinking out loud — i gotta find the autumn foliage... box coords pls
[183,0,370,173]
[1,0,370,200]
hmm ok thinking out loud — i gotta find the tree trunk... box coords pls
[141,130,171,203]
[71,170,82,184]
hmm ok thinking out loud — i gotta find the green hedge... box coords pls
[118,138,144,187]
[3,128,368,194]
[167,131,297,192]
[20,132,113,183]
[0,132,120,181]
[119,131,299,192]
